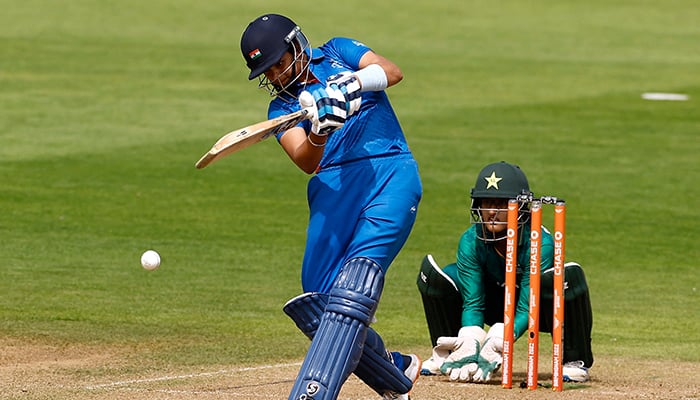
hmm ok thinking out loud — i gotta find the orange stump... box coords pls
[551,201,566,391]
[503,196,566,391]
[501,199,519,389]
[526,201,542,390]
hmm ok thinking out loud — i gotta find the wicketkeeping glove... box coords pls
[472,322,504,383]
[439,326,487,382]
[421,336,458,375]
[326,72,362,116]
[298,89,345,136]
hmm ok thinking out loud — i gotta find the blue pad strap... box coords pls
[288,257,385,400]
[283,293,413,395]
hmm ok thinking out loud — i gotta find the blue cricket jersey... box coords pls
[267,37,422,293]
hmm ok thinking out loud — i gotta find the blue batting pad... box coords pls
[288,257,385,400]
[283,292,413,395]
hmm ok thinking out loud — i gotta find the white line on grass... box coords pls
[641,92,689,101]
[84,362,301,390]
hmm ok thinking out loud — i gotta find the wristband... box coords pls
[307,133,326,147]
[355,64,388,92]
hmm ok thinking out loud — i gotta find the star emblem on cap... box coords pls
[484,171,502,190]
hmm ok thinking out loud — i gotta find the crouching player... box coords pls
[417,161,594,383]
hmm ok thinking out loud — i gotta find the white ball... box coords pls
[141,250,161,271]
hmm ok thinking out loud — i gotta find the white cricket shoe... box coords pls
[562,360,590,382]
[403,354,422,383]
[383,392,409,400]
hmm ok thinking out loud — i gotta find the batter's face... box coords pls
[479,198,509,235]
[264,52,293,88]
[264,50,307,91]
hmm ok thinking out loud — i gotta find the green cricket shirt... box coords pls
[454,224,554,339]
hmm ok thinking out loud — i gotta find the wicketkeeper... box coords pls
[239,14,422,400]
[417,161,594,383]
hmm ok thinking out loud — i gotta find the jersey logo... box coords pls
[329,60,346,70]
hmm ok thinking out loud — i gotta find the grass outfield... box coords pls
[1,0,699,387]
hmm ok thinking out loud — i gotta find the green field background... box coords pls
[1,0,698,372]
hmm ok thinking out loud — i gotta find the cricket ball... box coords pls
[140,250,161,271]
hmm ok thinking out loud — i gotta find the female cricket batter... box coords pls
[239,14,422,400]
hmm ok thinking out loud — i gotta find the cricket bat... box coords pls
[195,109,310,169]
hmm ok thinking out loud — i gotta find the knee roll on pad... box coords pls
[288,257,387,400]
[326,257,384,324]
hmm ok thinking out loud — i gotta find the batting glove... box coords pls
[326,72,362,116]
[298,89,345,136]
[314,86,347,135]
[473,323,504,383]
[439,326,487,382]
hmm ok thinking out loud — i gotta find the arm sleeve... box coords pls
[455,229,486,328]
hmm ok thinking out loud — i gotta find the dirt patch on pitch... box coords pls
[1,339,697,400]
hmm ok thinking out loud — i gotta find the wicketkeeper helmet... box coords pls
[470,161,533,242]
[470,161,530,200]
